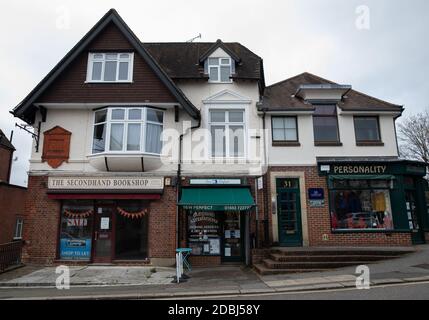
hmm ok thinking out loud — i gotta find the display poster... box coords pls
[60,238,91,260]
[100,217,110,230]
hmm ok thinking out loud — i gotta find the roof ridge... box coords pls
[266,72,310,88]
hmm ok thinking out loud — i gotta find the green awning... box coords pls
[178,188,255,211]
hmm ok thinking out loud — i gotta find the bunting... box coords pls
[63,209,93,218]
[117,206,148,219]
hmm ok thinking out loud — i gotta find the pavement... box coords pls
[1,245,429,299]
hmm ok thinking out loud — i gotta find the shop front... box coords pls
[178,186,255,265]
[47,176,164,263]
[318,159,429,244]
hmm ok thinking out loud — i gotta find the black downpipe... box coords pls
[262,111,270,246]
[176,117,201,249]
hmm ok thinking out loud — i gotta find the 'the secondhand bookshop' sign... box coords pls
[48,176,164,190]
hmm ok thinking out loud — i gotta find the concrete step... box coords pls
[262,259,375,270]
[254,264,329,275]
[269,253,399,263]
[270,248,413,257]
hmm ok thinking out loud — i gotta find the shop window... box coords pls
[59,200,94,260]
[329,180,394,231]
[188,211,221,256]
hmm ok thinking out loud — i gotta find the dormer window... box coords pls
[87,53,134,83]
[207,58,232,83]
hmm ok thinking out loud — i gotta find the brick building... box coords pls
[0,130,27,244]
[10,9,429,268]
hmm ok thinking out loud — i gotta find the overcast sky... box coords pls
[1,0,428,186]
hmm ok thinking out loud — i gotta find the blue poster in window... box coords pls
[308,188,324,200]
[60,238,91,260]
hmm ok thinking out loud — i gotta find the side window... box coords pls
[354,116,381,143]
[14,218,24,240]
[272,117,298,143]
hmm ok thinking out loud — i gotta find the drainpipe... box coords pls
[262,109,270,246]
[176,115,201,249]
[7,130,14,184]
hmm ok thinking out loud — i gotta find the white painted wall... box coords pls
[266,110,399,166]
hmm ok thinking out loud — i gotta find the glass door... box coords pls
[93,202,114,263]
[222,211,243,262]
[405,190,425,245]
[277,178,303,246]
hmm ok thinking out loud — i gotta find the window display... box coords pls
[60,200,93,260]
[188,211,221,255]
[329,180,394,230]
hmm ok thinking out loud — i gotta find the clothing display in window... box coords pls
[329,182,394,230]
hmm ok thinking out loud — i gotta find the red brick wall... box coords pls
[148,182,177,259]
[266,166,412,247]
[37,22,177,104]
[23,175,178,265]
[0,184,27,244]
[0,147,12,182]
[22,175,61,264]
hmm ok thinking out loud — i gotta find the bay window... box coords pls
[92,107,163,155]
[87,53,134,82]
[209,109,245,158]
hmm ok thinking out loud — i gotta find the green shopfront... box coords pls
[178,183,255,264]
[318,159,429,244]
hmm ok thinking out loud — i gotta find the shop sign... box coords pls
[60,238,91,260]
[332,165,387,174]
[189,178,241,185]
[309,199,324,207]
[183,205,252,211]
[308,188,324,200]
[48,176,164,190]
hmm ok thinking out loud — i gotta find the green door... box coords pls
[277,178,303,246]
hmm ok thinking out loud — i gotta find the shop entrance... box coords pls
[221,212,244,262]
[115,201,149,260]
[276,178,303,247]
[93,202,114,263]
[405,190,426,245]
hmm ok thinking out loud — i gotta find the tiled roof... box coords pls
[261,72,403,112]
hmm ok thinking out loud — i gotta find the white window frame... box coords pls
[208,57,233,83]
[208,108,246,159]
[14,218,23,240]
[91,107,164,155]
[86,52,134,83]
